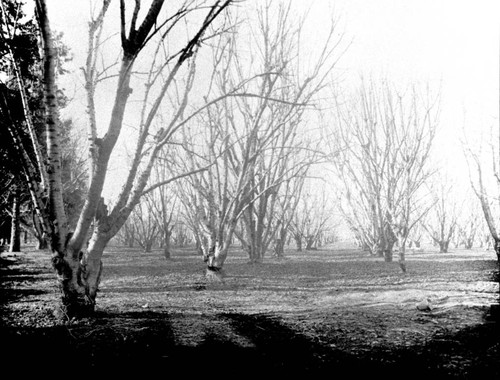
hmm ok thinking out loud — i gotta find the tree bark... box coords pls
[39,0,232,316]
[273,238,284,258]
[294,233,302,252]
[204,237,227,283]
[37,0,87,317]
[438,240,449,253]
[383,236,395,262]
[398,249,406,273]
[9,189,21,252]
[305,236,317,251]
[495,240,500,261]
[163,231,171,259]
[384,249,393,262]
[33,212,48,249]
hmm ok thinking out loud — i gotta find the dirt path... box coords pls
[1,246,499,377]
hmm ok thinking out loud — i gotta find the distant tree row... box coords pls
[114,179,337,257]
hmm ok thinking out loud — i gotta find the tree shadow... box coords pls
[0,258,48,304]
[223,312,500,377]
[0,288,47,304]
[1,307,498,377]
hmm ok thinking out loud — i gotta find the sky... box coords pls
[43,0,500,199]
[310,0,499,178]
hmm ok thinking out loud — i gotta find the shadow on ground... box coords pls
[1,308,498,377]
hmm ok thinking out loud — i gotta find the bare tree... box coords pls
[329,78,439,271]
[455,204,483,249]
[178,1,341,273]
[407,221,425,250]
[423,181,461,253]
[6,0,233,317]
[130,197,160,253]
[115,217,136,248]
[466,129,500,260]
[290,184,334,251]
[147,157,180,259]
[272,173,307,257]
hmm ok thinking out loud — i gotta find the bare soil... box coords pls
[1,244,499,377]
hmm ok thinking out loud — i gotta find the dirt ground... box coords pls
[1,243,499,377]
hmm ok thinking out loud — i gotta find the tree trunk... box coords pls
[494,239,500,261]
[274,238,284,257]
[398,237,407,273]
[163,245,171,259]
[204,236,227,269]
[439,240,449,253]
[384,249,393,262]
[203,236,227,283]
[163,231,171,259]
[195,235,204,256]
[273,228,287,258]
[37,0,86,318]
[399,248,406,273]
[243,207,263,263]
[383,238,394,262]
[464,238,473,249]
[33,212,48,249]
[294,233,302,251]
[52,200,109,317]
[36,237,48,250]
[127,237,134,248]
[305,236,317,251]
[9,190,21,252]
[78,232,105,314]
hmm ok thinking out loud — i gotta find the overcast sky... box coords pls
[333,0,498,181]
[45,0,499,197]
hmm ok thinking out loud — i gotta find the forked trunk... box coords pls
[51,244,92,318]
[204,238,227,283]
[203,237,227,269]
[70,232,106,314]
[144,239,154,252]
[305,236,317,251]
[438,240,449,253]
